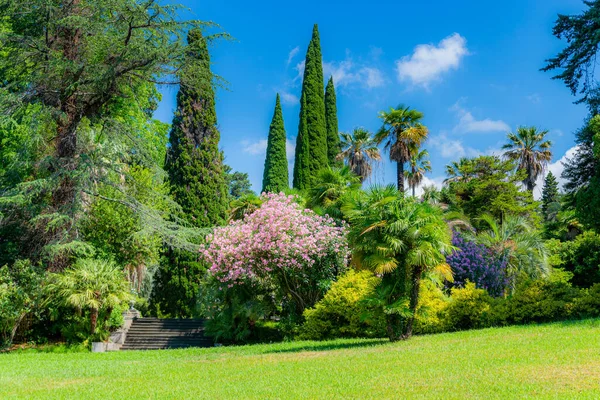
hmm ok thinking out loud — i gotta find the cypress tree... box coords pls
[151,29,228,317]
[325,76,340,166]
[262,94,289,193]
[293,24,328,190]
[541,171,560,220]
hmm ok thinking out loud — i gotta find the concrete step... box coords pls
[121,318,212,351]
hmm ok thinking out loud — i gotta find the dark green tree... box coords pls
[151,30,228,318]
[541,172,560,221]
[325,77,340,166]
[262,94,289,193]
[542,0,600,108]
[444,156,539,229]
[293,24,328,190]
[0,0,212,269]
[225,165,254,199]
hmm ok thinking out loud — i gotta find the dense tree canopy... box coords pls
[262,94,289,193]
[293,24,328,190]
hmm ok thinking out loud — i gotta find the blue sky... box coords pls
[156,0,588,198]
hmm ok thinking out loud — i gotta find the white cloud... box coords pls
[414,176,446,196]
[242,140,267,155]
[361,67,385,88]
[527,93,541,104]
[451,101,510,134]
[395,33,469,88]
[287,46,300,66]
[532,146,578,200]
[323,59,385,89]
[242,139,295,161]
[430,133,480,159]
[294,60,305,82]
[279,90,299,105]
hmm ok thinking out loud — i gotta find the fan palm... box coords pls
[444,157,471,184]
[229,193,263,221]
[405,149,431,197]
[307,166,360,222]
[46,259,132,335]
[337,127,381,183]
[376,105,428,192]
[474,214,549,285]
[343,185,453,341]
[502,126,552,192]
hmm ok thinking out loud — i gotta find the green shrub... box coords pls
[556,231,600,288]
[444,282,494,331]
[413,281,449,334]
[299,270,386,340]
[494,279,581,325]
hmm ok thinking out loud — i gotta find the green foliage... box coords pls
[165,29,229,228]
[444,156,539,228]
[344,185,453,340]
[224,165,254,199]
[293,24,328,190]
[0,0,217,267]
[300,269,386,340]
[542,0,600,107]
[153,30,229,317]
[307,166,360,223]
[541,172,560,221]
[45,259,132,337]
[262,94,289,193]
[376,105,428,191]
[405,149,431,197]
[325,77,340,166]
[474,214,549,284]
[0,260,45,348]
[337,128,381,183]
[553,231,600,288]
[444,282,494,331]
[413,281,449,334]
[502,126,552,192]
[198,279,276,343]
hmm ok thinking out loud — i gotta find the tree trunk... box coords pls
[403,265,424,339]
[412,185,416,198]
[397,162,405,193]
[386,314,400,342]
[90,307,99,335]
[7,312,27,348]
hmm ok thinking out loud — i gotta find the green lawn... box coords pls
[2,320,600,399]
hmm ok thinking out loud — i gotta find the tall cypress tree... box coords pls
[262,94,289,193]
[293,24,328,190]
[325,76,340,166]
[151,29,228,317]
[541,171,560,220]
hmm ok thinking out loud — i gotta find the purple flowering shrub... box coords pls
[447,233,509,297]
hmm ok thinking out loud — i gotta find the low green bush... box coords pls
[299,270,385,340]
[443,282,494,331]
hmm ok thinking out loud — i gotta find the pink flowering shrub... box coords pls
[202,193,348,316]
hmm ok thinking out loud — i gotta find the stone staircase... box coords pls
[120,318,212,351]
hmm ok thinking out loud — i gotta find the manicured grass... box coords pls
[2,320,600,399]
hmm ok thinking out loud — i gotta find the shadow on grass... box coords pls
[256,338,388,355]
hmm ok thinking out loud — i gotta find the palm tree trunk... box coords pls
[397,162,404,192]
[403,265,424,339]
[90,307,99,335]
[412,185,416,198]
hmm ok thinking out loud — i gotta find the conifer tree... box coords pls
[293,24,328,190]
[151,29,228,317]
[262,94,289,193]
[325,77,340,166]
[541,171,560,220]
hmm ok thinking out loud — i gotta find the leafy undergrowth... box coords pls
[1,320,600,399]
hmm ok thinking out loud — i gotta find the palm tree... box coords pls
[307,166,361,222]
[474,214,549,285]
[46,259,132,335]
[343,185,453,341]
[443,157,471,184]
[229,193,263,221]
[337,127,381,183]
[376,105,428,192]
[502,126,552,192]
[405,149,431,197]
